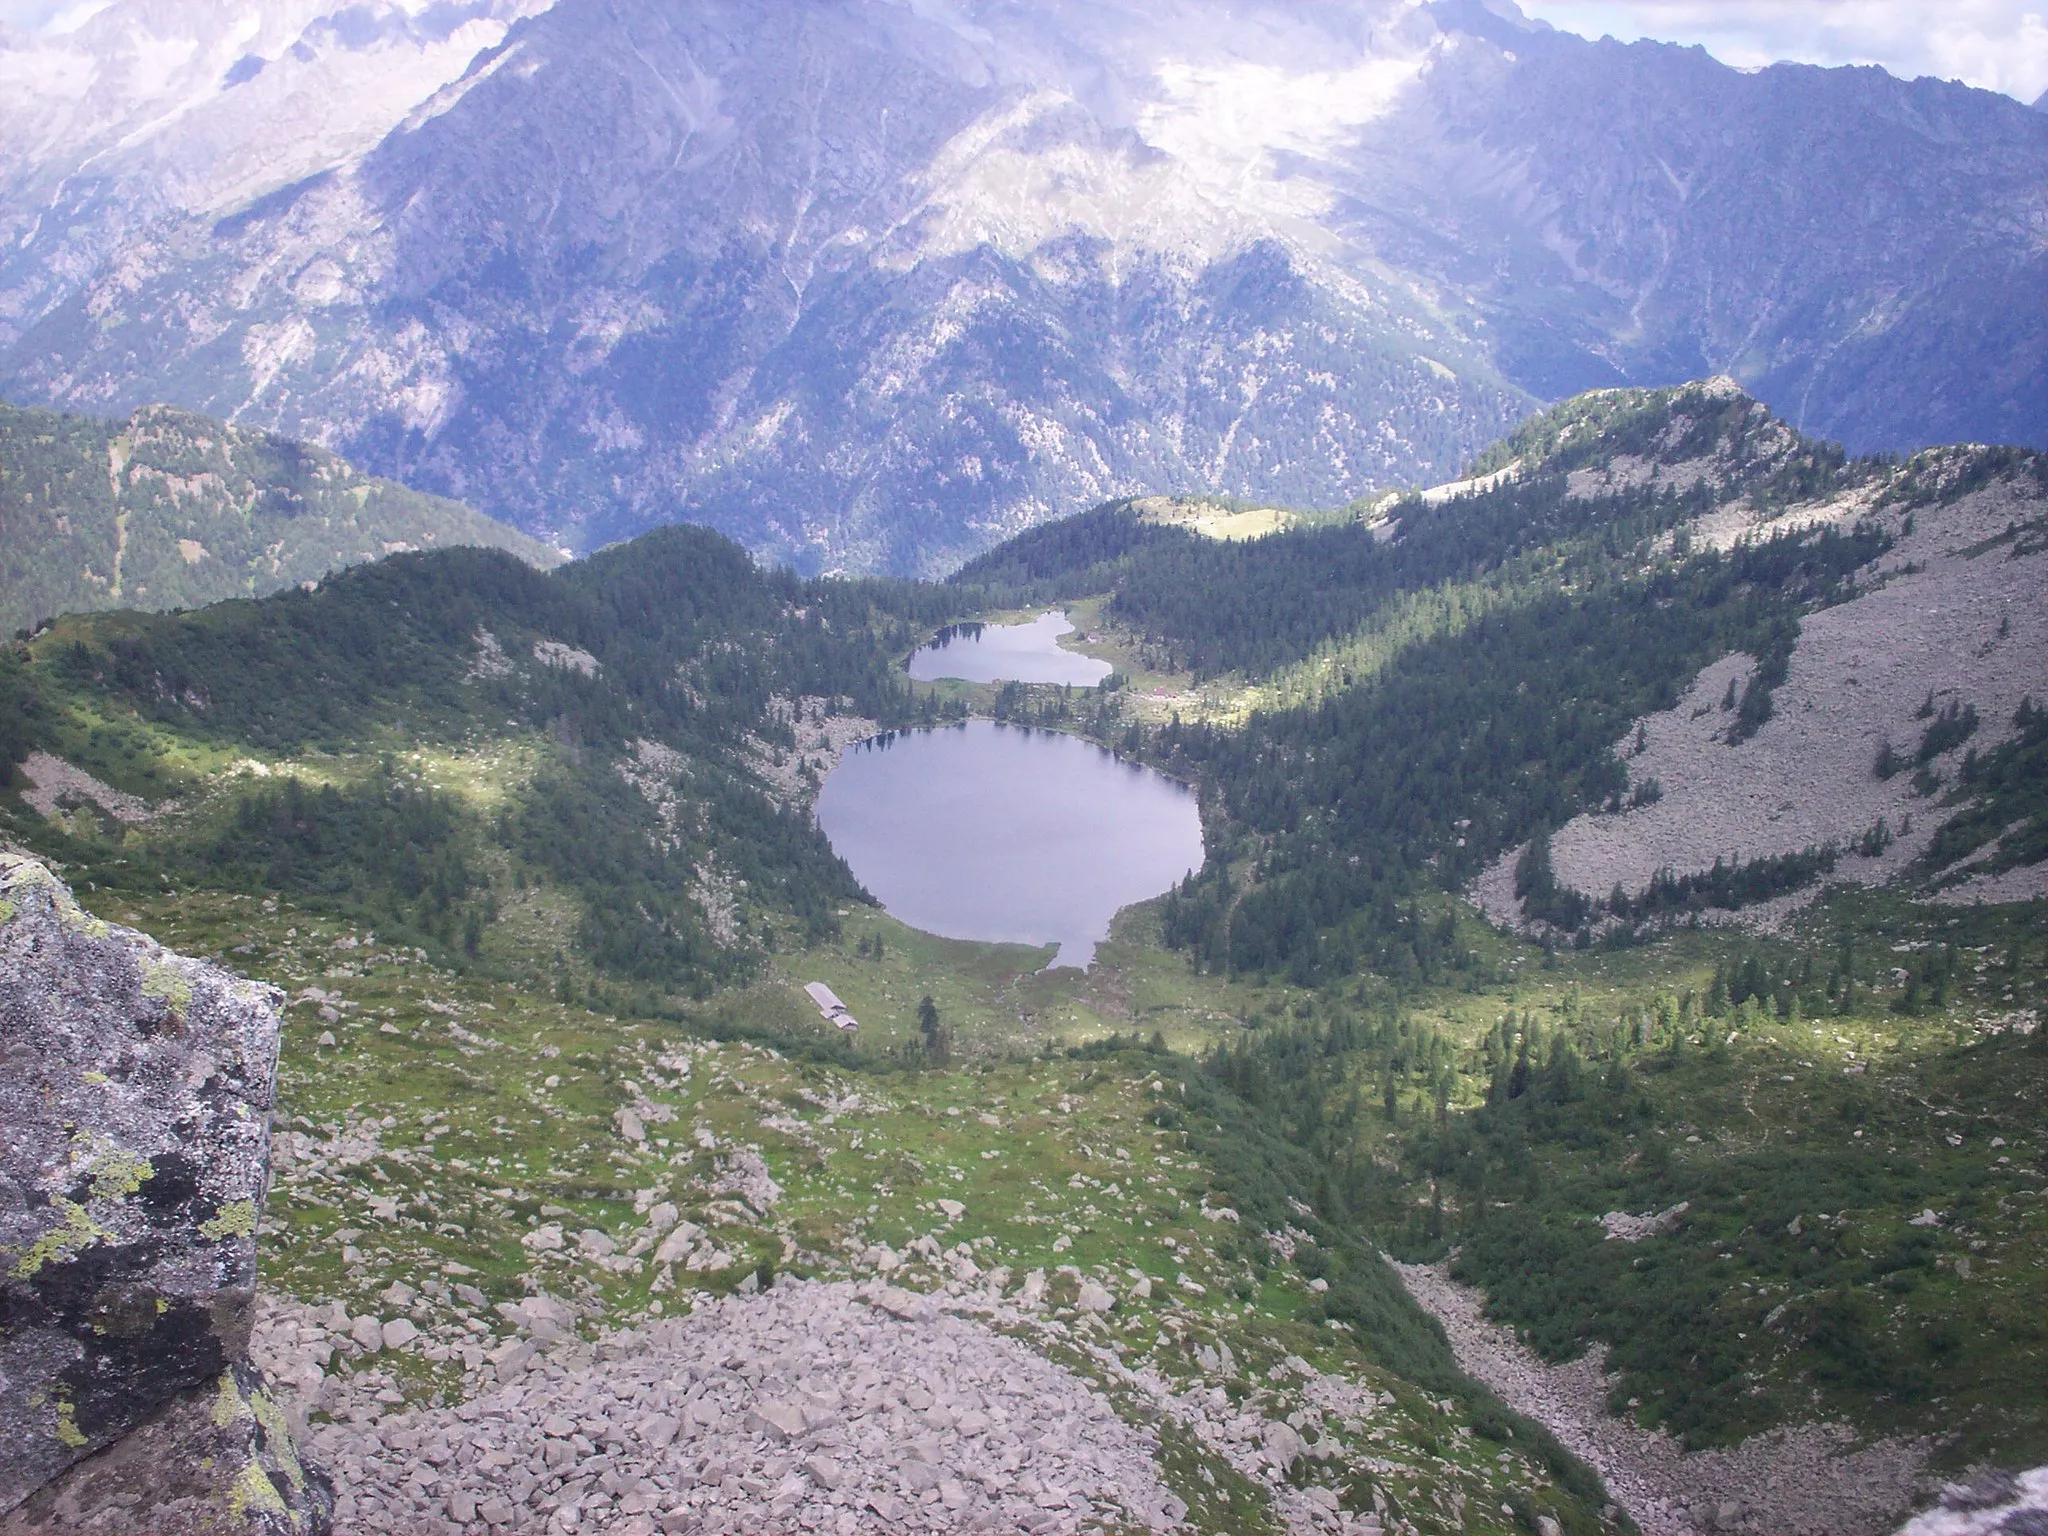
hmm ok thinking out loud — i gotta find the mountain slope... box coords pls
[1476,457,2048,927]
[940,380,2047,976]
[0,0,554,338]
[0,401,562,632]
[1,0,2042,573]
[1351,15,2048,451]
[2,382,2042,1525]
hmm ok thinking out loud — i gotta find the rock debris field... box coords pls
[304,1278,1188,1536]
[1472,476,2048,931]
[1394,1260,1929,1536]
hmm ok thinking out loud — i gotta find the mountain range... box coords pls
[2,0,2044,573]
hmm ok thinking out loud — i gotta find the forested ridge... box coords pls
[7,524,966,999]
[955,381,1873,682]
[954,385,1895,982]
[0,400,559,633]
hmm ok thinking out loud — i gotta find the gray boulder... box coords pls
[0,854,332,1534]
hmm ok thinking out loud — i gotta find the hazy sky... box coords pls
[1516,0,2048,103]
[3,0,2044,104]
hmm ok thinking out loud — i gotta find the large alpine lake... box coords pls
[814,721,1203,967]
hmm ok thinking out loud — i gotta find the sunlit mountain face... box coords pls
[4,0,2044,573]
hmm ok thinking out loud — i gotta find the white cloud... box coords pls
[1517,0,2048,103]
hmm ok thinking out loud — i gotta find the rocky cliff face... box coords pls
[0,0,2042,573]
[0,854,331,1535]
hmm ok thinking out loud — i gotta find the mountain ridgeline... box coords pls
[0,401,561,635]
[1,0,2043,573]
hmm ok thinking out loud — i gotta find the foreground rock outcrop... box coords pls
[1896,1467,2048,1534]
[0,854,332,1534]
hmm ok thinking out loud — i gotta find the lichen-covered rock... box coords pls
[0,1363,331,1536]
[0,855,331,1533]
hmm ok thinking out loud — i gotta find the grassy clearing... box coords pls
[1133,500,1299,544]
[781,901,1311,1059]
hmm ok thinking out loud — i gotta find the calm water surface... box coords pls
[814,721,1203,967]
[905,611,1112,686]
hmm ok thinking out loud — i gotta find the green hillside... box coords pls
[0,401,564,634]
[3,381,2042,1533]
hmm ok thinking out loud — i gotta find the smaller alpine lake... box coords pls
[905,611,1113,686]
[814,721,1203,967]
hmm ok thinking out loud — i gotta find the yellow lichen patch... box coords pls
[51,882,109,937]
[53,1398,87,1449]
[0,855,56,895]
[247,1388,306,1491]
[89,1152,154,1201]
[0,897,16,925]
[227,1460,287,1519]
[142,962,194,1013]
[82,1070,110,1085]
[9,1199,106,1278]
[211,1371,252,1429]
[200,1200,257,1241]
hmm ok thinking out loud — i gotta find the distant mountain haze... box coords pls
[2,0,2043,574]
